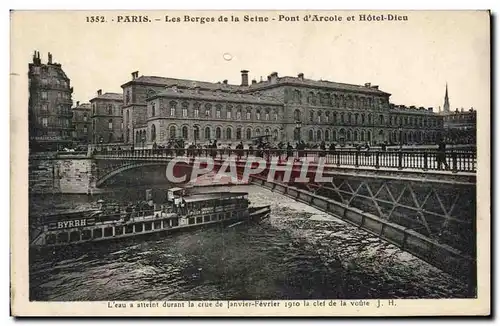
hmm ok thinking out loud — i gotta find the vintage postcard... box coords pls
[10,10,490,316]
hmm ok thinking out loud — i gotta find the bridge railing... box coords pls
[94,148,476,173]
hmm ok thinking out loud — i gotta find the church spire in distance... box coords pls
[443,83,450,113]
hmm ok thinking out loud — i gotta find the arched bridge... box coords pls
[92,148,477,281]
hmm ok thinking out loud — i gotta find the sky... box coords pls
[10,10,490,112]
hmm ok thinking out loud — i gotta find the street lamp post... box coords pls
[99,136,103,153]
[142,136,146,155]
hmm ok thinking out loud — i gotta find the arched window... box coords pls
[347,130,352,141]
[325,130,330,141]
[355,113,359,124]
[265,110,270,121]
[361,113,365,124]
[367,130,372,142]
[151,103,156,117]
[368,114,372,124]
[255,128,261,137]
[341,113,345,123]
[308,130,314,141]
[204,127,211,140]
[294,128,300,141]
[294,109,301,121]
[216,127,221,139]
[246,128,252,140]
[170,101,177,117]
[135,131,139,144]
[194,126,200,141]
[246,108,251,120]
[256,110,261,120]
[169,126,176,139]
[354,130,358,141]
[236,128,242,140]
[273,129,278,140]
[361,130,365,141]
[182,126,188,139]
[310,110,314,122]
[227,106,232,119]
[236,107,242,119]
[316,130,322,141]
[325,112,329,123]
[108,119,113,130]
[151,124,156,142]
[205,104,211,117]
[264,128,270,135]
[216,106,221,119]
[108,105,113,115]
[348,113,352,124]
[226,127,232,140]
[317,112,322,123]
[193,103,200,118]
[273,110,278,121]
[379,114,384,125]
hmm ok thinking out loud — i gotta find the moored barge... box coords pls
[30,188,270,249]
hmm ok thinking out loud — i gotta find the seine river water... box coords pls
[29,185,473,301]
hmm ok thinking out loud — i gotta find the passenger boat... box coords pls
[29,188,271,250]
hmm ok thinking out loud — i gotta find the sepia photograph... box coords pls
[10,9,490,316]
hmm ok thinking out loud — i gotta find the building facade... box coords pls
[121,70,444,148]
[71,101,91,145]
[89,90,123,144]
[28,51,74,151]
[442,108,477,144]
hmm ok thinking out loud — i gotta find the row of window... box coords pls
[138,125,442,144]
[39,117,71,128]
[91,104,122,116]
[39,91,71,100]
[45,212,237,244]
[150,102,280,121]
[92,119,123,131]
[294,110,441,127]
[40,78,69,88]
[289,89,388,109]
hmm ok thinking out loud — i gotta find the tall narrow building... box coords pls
[443,83,450,113]
[28,51,74,151]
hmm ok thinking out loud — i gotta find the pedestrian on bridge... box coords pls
[437,139,450,170]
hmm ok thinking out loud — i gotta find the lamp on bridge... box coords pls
[295,121,302,142]
[141,135,146,152]
[99,136,104,152]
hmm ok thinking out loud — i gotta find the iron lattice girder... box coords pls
[304,174,475,254]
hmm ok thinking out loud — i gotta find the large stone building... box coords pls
[439,85,477,144]
[28,51,74,151]
[71,101,91,145]
[442,108,477,144]
[89,90,123,144]
[121,70,444,148]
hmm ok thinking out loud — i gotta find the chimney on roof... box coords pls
[131,71,139,80]
[251,79,257,85]
[194,86,201,94]
[298,73,304,80]
[223,79,228,85]
[364,82,371,87]
[97,89,102,96]
[48,52,52,64]
[267,75,271,82]
[240,70,249,86]
[270,72,278,83]
[371,85,379,90]
[428,107,434,112]
[76,101,80,107]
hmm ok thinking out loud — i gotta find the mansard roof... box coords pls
[150,87,282,106]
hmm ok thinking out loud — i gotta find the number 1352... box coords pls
[86,16,105,23]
